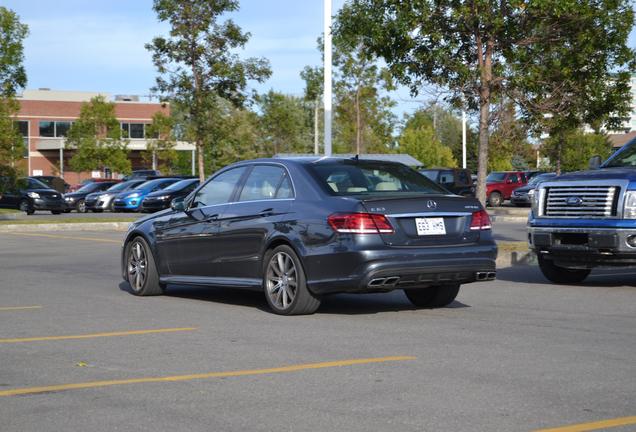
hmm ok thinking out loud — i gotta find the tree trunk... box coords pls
[197,139,205,183]
[355,87,362,154]
[475,41,494,207]
[555,133,563,175]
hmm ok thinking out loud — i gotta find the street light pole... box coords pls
[323,0,332,156]
[462,110,467,169]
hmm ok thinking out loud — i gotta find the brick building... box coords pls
[14,89,195,183]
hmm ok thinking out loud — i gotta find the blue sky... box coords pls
[4,0,636,119]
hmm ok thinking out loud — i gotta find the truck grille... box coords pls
[544,186,619,217]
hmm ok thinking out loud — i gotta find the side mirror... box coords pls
[171,197,186,212]
[589,155,602,170]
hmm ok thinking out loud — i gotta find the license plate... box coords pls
[415,217,446,236]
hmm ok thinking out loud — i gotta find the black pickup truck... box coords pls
[419,168,475,197]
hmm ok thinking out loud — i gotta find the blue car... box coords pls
[112,178,180,212]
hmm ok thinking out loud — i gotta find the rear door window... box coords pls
[238,165,291,202]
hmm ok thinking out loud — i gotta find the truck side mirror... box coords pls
[589,155,602,170]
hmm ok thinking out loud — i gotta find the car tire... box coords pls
[404,283,461,308]
[76,199,86,213]
[537,255,590,284]
[51,210,61,215]
[263,245,321,315]
[64,209,71,213]
[487,192,503,207]
[125,237,164,296]
[19,200,34,215]
[92,209,103,213]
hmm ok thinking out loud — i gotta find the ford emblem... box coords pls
[566,196,583,206]
[426,200,437,209]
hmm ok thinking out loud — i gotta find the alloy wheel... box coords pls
[19,201,29,212]
[128,241,147,292]
[265,252,297,310]
[77,200,86,213]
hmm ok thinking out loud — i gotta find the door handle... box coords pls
[259,208,274,217]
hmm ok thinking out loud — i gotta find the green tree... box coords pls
[67,96,131,177]
[144,111,178,174]
[211,103,263,169]
[334,0,636,204]
[399,113,457,167]
[300,65,323,152]
[542,131,612,173]
[146,0,271,182]
[0,7,28,175]
[257,90,311,155]
[489,100,533,171]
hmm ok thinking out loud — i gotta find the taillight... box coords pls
[470,209,492,231]
[328,213,394,234]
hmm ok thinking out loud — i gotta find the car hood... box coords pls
[145,190,176,198]
[64,191,91,198]
[552,167,636,183]
[117,189,147,197]
[27,188,60,195]
[513,185,533,193]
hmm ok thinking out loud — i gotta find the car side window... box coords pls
[275,175,293,199]
[509,174,519,183]
[439,171,454,185]
[457,170,470,186]
[238,166,289,202]
[192,167,247,208]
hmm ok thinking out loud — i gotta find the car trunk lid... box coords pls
[360,194,482,247]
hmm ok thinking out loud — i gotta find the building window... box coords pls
[13,120,29,158]
[55,121,72,137]
[121,122,146,139]
[39,121,55,137]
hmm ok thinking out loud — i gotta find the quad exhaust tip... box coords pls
[475,271,496,281]
[368,276,401,288]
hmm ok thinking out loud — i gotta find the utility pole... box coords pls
[323,0,332,156]
[314,98,319,154]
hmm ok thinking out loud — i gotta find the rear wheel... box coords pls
[263,245,320,315]
[488,191,503,207]
[125,237,164,296]
[404,284,460,308]
[538,255,590,284]
[19,200,34,215]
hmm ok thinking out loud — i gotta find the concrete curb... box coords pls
[0,213,20,220]
[0,222,132,232]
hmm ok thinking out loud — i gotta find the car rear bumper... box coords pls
[304,243,498,295]
[529,226,636,267]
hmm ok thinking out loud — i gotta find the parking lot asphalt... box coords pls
[1,230,634,432]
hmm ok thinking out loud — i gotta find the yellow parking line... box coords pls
[0,355,416,397]
[2,232,121,243]
[534,416,636,432]
[0,306,42,312]
[0,327,197,344]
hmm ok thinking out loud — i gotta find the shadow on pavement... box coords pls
[119,281,471,315]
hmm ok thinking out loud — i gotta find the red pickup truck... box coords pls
[486,171,528,206]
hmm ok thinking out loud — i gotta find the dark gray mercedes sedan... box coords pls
[121,157,497,315]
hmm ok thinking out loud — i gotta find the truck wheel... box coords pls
[488,192,502,207]
[538,255,590,284]
[404,284,460,308]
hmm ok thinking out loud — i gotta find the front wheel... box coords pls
[76,199,86,213]
[263,245,321,315]
[125,237,164,296]
[488,192,503,207]
[538,255,590,284]
[19,200,34,215]
[404,284,460,308]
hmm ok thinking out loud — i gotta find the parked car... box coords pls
[112,178,181,212]
[85,180,147,212]
[419,168,475,196]
[510,173,557,206]
[486,171,528,206]
[0,177,65,215]
[68,178,121,193]
[529,143,636,283]
[121,158,497,315]
[122,170,162,181]
[140,178,199,213]
[523,170,545,181]
[64,181,119,213]
[30,176,70,194]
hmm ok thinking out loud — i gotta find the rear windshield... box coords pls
[307,161,446,196]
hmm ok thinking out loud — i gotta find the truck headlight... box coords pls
[529,189,539,214]
[623,191,636,219]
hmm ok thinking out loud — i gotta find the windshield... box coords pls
[107,180,142,192]
[18,178,49,190]
[76,182,103,193]
[604,145,636,167]
[486,172,507,182]
[307,161,446,196]
[163,179,197,191]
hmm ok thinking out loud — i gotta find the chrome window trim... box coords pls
[387,212,472,218]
